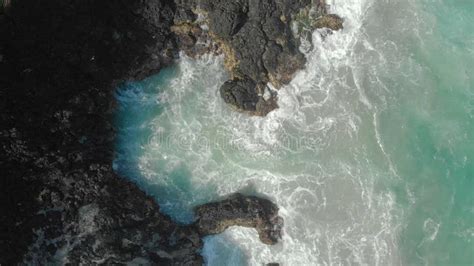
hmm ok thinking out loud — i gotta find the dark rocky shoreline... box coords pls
[173,0,343,116]
[0,0,341,264]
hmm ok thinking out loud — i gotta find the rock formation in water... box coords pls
[195,193,283,245]
[173,0,343,115]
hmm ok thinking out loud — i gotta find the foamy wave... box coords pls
[114,0,406,264]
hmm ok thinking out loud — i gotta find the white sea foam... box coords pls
[199,1,403,264]
[113,0,408,264]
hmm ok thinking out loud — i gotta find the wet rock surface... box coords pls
[0,0,343,264]
[182,0,311,115]
[220,78,260,113]
[0,1,285,263]
[195,193,283,245]
[173,0,342,115]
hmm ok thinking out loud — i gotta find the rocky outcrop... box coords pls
[195,193,283,245]
[183,0,309,115]
[173,0,342,116]
[0,0,283,264]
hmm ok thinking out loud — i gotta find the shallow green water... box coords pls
[114,0,474,264]
[380,1,474,264]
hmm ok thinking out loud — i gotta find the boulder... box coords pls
[220,78,259,112]
[194,193,284,245]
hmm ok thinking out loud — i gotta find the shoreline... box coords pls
[0,0,330,263]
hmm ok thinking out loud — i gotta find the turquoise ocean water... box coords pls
[114,0,473,264]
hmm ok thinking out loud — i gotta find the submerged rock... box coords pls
[194,193,284,245]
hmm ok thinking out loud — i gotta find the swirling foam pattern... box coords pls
[115,0,474,264]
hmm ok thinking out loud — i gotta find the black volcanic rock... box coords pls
[0,0,285,264]
[208,1,249,39]
[0,0,196,264]
[220,78,259,113]
[173,0,342,116]
[194,193,283,245]
[175,0,314,115]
